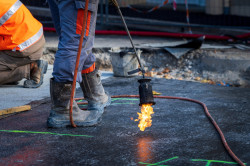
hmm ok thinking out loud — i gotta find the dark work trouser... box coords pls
[0,36,45,85]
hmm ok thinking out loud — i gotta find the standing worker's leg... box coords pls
[51,0,102,82]
[47,0,110,128]
[76,0,111,112]
[81,69,111,111]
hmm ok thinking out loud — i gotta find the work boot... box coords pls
[24,60,48,88]
[81,69,111,112]
[47,78,103,128]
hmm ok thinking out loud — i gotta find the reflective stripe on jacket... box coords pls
[0,0,43,51]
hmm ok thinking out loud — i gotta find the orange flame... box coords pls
[135,104,154,131]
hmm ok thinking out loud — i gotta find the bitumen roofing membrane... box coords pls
[0,76,249,165]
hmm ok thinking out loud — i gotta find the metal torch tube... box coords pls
[115,5,145,78]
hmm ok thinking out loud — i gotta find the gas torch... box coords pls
[110,0,156,131]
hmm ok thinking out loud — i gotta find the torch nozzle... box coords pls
[138,79,155,106]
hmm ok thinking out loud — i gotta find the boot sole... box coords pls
[47,117,101,128]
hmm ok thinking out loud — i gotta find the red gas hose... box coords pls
[68,2,246,163]
[44,27,250,41]
[69,0,90,128]
[75,95,246,166]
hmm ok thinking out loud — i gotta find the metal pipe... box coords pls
[110,0,146,77]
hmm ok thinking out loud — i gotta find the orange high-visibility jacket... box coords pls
[0,0,43,51]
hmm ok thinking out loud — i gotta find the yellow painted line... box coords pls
[0,105,31,116]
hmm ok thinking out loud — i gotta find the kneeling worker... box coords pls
[0,0,47,88]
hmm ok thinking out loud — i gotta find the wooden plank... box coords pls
[0,105,31,116]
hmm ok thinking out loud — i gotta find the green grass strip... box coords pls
[0,130,93,138]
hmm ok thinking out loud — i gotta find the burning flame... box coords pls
[135,104,154,131]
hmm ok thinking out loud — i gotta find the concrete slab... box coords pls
[0,65,113,110]
[0,77,249,165]
[0,65,53,110]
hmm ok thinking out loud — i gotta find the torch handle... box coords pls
[115,5,145,77]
